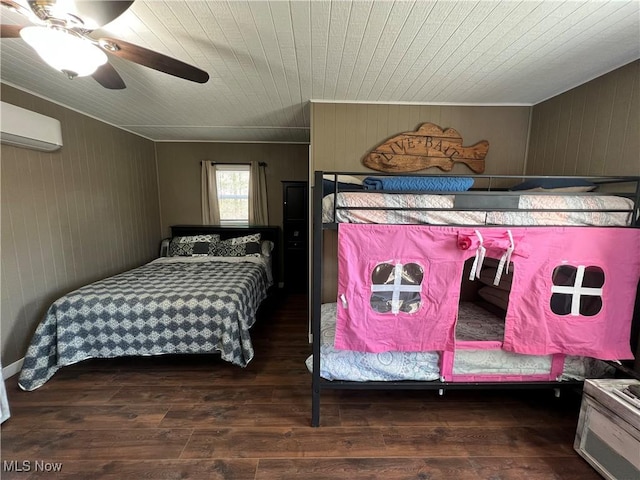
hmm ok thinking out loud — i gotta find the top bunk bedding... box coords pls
[322,191,636,226]
[319,173,639,227]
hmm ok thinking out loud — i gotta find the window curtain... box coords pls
[201,161,220,224]
[249,161,269,225]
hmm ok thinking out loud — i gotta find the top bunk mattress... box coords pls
[321,191,635,226]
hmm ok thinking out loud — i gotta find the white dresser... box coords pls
[574,379,640,480]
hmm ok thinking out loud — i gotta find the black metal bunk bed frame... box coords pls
[311,171,640,427]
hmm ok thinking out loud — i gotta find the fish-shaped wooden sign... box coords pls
[362,123,488,173]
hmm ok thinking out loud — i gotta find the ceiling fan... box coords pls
[0,0,209,89]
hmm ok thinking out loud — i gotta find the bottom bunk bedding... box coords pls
[306,302,439,381]
[18,256,270,391]
[306,302,615,382]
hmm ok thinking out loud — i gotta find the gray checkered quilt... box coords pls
[18,258,269,391]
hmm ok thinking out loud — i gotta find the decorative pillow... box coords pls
[210,238,262,257]
[168,234,220,257]
[227,233,261,245]
[509,178,596,192]
[175,234,220,243]
[322,179,365,196]
[322,174,364,185]
[477,286,510,311]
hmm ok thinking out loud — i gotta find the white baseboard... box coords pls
[3,358,23,380]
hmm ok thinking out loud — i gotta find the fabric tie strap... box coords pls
[494,230,515,286]
[469,230,486,281]
[339,293,348,309]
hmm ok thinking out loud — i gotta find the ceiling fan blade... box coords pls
[1,0,32,16]
[92,62,126,89]
[98,37,209,84]
[72,1,134,28]
[0,24,22,38]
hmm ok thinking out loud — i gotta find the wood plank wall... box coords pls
[310,102,531,301]
[1,84,160,368]
[311,103,531,176]
[155,142,309,238]
[527,60,639,176]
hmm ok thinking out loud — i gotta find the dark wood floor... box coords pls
[2,293,600,480]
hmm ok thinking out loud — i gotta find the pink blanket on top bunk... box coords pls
[335,224,640,361]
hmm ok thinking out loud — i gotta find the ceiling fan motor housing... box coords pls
[3,0,209,88]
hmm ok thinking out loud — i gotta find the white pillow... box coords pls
[261,240,274,257]
[322,174,363,185]
[519,186,596,193]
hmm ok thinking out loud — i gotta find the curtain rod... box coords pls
[200,161,267,167]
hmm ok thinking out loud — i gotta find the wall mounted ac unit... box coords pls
[1,101,63,152]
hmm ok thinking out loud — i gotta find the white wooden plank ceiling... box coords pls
[1,0,638,143]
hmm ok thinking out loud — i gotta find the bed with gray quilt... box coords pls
[18,255,270,391]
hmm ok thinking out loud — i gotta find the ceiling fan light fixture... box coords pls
[19,26,107,78]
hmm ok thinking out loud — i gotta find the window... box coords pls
[216,164,250,225]
[370,262,424,314]
[550,265,604,316]
[202,161,268,226]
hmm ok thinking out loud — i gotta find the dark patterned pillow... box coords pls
[168,234,220,257]
[210,239,262,257]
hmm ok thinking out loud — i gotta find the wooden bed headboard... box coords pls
[170,225,281,287]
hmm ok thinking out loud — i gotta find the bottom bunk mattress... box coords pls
[306,302,614,382]
[18,256,270,391]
